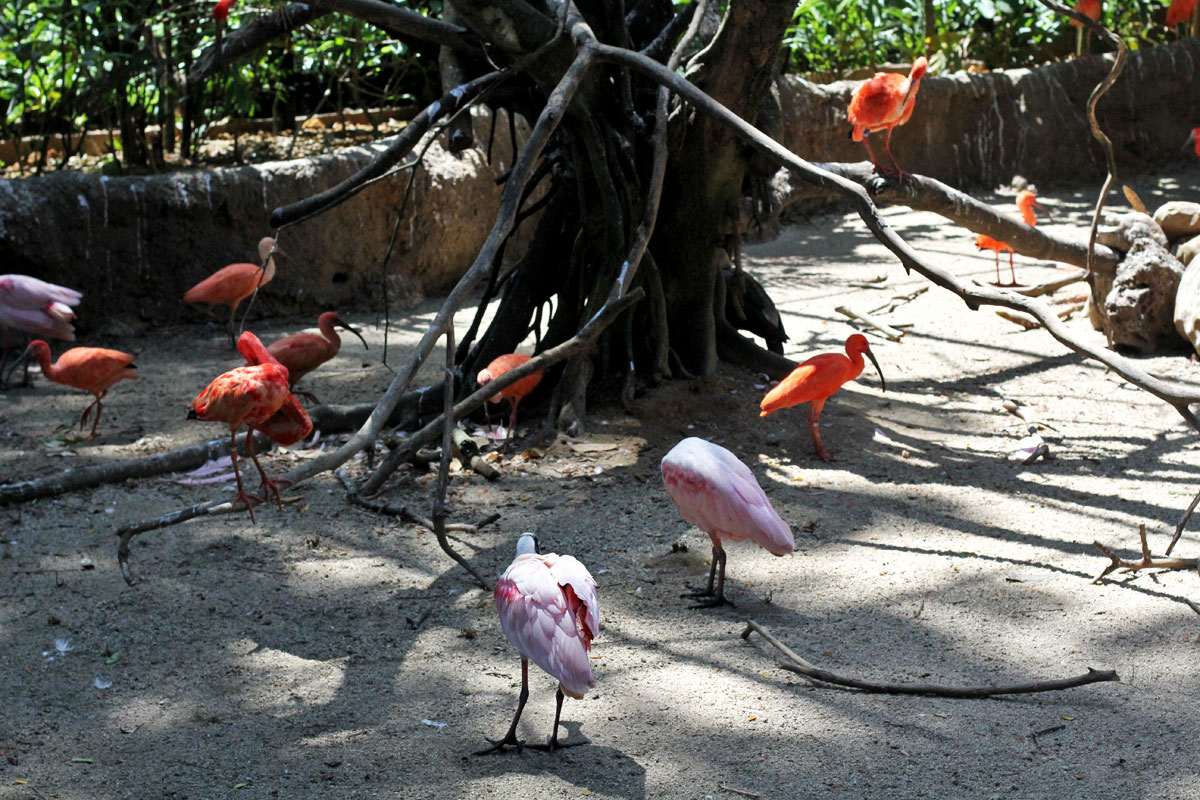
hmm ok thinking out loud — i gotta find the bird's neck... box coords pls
[319,319,340,347]
[32,345,56,377]
[847,350,866,378]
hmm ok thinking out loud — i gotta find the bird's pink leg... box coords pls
[807,398,831,462]
[861,133,884,173]
[228,428,259,522]
[244,429,285,510]
[880,129,911,183]
[992,251,1002,286]
[475,658,532,755]
[84,391,108,439]
[225,304,239,349]
[1007,251,1020,287]
[502,399,521,453]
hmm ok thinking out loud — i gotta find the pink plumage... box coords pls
[0,274,81,341]
[478,532,598,754]
[661,437,793,607]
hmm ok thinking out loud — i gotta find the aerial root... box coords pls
[741,620,1119,698]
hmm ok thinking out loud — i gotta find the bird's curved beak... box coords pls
[1032,200,1053,223]
[865,348,886,392]
[342,322,368,350]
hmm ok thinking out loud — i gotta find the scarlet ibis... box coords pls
[1168,0,1198,28]
[476,353,544,447]
[266,311,368,395]
[20,340,137,438]
[847,56,928,180]
[974,190,1044,287]
[661,437,794,608]
[477,532,599,754]
[213,0,236,62]
[1071,0,1102,55]
[183,237,281,347]
[759,334,886,462]
[188,331,310,520]
[0,275,81,386]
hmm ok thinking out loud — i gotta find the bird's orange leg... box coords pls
[992,251,1002,286]
[880,129,911,183]
[683,540,733,609]
[227,428,260,522]
[475,658,532,755]
[861,133,884,173]
[808,397,832,462]
[244,429,285,511]
[224,304,239,349]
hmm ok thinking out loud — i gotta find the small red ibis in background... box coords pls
[477,353,544,448]
[477,532,599,754]
[1166,0,1198,27]
[1190,127,1200,159]
[974,189,1045,287]
[20,340,137,438]
[661,437,794,608]
[0,275,81,386]
[188,332,311,520]
[760,333,886,462]
[1071,0,1102,55]
[183,237,281,347]
[213,0,236,62]
[847,56,928,180]
[267,311,368,398]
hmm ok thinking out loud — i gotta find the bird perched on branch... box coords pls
[0,275,81,386]
[847,56,928,181]
[477,353,544,448]
[267,311,368,399]
[188,331,310,520]
[759,334,886,462]
[1071,0,1102,55]
[661,437,794,608]
[477,532,599,754]
[213,0,236,61]
[974,190,1045,287]
[20,340,137,438]
[183,237,281,347]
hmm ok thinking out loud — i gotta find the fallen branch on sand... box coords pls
[741,620,1118,698]
[1092,524,1198,584]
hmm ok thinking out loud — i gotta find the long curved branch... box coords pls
[188,3,327,85]
[269,70,504,228]
[591,41,1200,432]
[767,163,1120,276]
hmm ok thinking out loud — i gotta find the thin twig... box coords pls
[1092,524,1198,583]
[718,784,762,798]
[741,621,1118,698]
[1166,485,1200,555]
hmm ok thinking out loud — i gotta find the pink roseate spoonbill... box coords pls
[183,237,281,347]
[20,340,137,438]
[1071,0,1102,55]
[760,334,886,462]
[267,311,368,397]
[0,275,81,386]
[847,56,928,180]
[477,353,544,447]
[187,332,305,520]
[477,532,599,755]
[974,190,1045,286]
[661,438,794,608]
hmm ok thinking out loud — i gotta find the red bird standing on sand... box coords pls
[847,56,928,179]
[476,353,544,446]
[21,340,137,438]
[974,190,1045,287]
[760,334,886,462]
[188,332,311,521]
[661,437,794,608]
[267,311,368,395]
[183,237,281,347]
[477,532,599,754]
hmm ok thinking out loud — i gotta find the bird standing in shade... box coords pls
[183,237,281,347]
[847,56,928,180]
[478,532,599,754]
[974,190,1045,287]
[661,438,794,608]
[760,334,886,462]
[0,275,81,386]
[267,311,368,399]
[477,353,544,448]
[20,340,137,438]
[188,332,310,520]
[1071,0,1102,55]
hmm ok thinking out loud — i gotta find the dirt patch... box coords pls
[4,163,1200,799]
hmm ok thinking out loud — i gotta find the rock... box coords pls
[1096,212,1169,252]
[1154,201,1200,241]
[1178,233,1200,268]
[1175,259,1200,355]
[1104,238,1187,353]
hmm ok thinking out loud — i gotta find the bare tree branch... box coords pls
[1094,524,1198,582]
[188,3,327,86]
[742,621,1119,698]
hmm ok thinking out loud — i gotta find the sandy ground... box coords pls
[4,163,1200,800]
